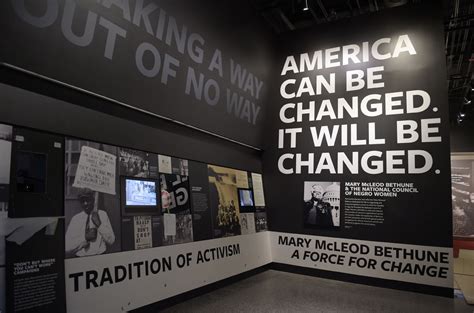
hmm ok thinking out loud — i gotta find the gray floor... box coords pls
[161,270,474,313]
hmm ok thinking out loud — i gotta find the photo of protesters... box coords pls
[208,165,241,237]
[119,148,158,178]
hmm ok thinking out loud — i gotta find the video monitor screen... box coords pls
[16,151,47,193]
[125,179,157,206]
[239,189,254,207]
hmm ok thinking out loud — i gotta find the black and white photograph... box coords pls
[172,158,189,176]
[451,156,474,238]
[0,216,5,266]
[0,124,12,272]
[304,182,341,229]
[0,267,5,313]
[208,165,241,238]
[121,215,163,251]
[133,216,153,250]
[163,213,194,245]
[255,212,267,232]
[0,123,12,212]
[119,148,158,178]
[240,213,256,235]
[0,234,4,268]
[0,124,12,141]
[160,174,191,214]
[64,139,121,258]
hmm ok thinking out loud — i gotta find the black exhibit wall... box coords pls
[0,0,457,311]
[0,1,275,312]
[0,0,273,148]
[451,121,474,152]
[263,2,454,296]
[0,82,262,174]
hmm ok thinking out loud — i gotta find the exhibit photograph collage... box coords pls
[0,121,267,266]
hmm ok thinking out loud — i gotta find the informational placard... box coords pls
[73,146,116,195]
[240,213,256,235]
[235,170,249,189]
[158,155,172,174]
[188,161,213,241]
[6,219,65,313]
[251,173,266,207]
[262,2,452,295]
[134,216,153,250]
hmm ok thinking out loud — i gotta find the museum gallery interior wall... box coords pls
[0,0,273,311]
[0,120,269,313]
[0,0,456,312]
[263,2,453,296]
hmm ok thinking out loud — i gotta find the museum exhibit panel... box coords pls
[0,0,472,312]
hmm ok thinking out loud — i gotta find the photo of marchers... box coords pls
[119,148,158,178]
[303,182,341,229]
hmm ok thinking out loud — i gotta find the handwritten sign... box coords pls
[73,146,116,195]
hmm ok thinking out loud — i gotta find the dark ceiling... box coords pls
[253,0,474,126]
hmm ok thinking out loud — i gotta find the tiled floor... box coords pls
[161,270,473,313]
[454,249,474,305]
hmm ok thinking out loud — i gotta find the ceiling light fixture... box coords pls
[303,0,309,11]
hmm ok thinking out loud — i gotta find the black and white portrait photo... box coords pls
[64,139,122,258]
[304,182,341,229]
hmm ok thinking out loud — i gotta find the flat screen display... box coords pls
[125,179,157,206]
[239,189,254,207]
[16,151,47,193]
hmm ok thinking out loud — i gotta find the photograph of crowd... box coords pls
[255,212,267,232]
[119,148,158,178]
[172,158,189,176]
[163,213,194,245]
[208,165,241,237]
